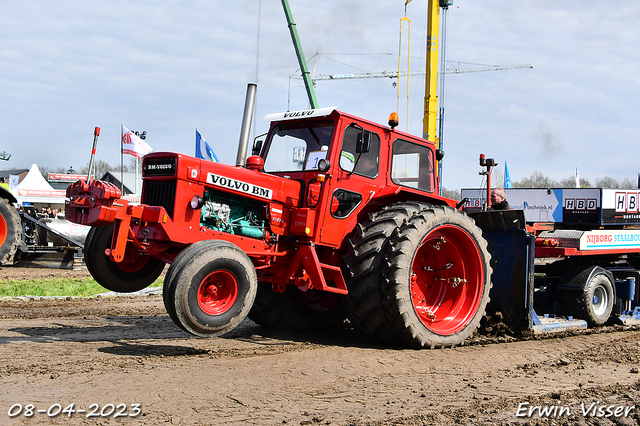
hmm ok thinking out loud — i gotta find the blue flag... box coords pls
[195,130,219,162]
[504,160,512,188]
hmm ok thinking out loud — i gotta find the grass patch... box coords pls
[0,277,163,298]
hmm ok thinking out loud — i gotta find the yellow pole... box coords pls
[424,0,439,145]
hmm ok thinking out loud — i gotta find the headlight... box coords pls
[317,158,331,172]
[190,195,204,209]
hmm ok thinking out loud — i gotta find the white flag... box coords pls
[8,175,19,192]
[122,125,152,159]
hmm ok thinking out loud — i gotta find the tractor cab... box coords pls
[257,107,444,248]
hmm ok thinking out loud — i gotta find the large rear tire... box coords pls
[383,204,492,349]
[249,283,347,331]
[166,240,257,337]
[344,202,429,345]
[85,224,165,293]
[0,198,21,265]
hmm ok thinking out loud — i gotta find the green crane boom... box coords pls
[281,0,318,109]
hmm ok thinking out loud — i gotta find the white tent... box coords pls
[12,164,67,205]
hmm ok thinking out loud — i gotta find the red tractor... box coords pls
[66,89,492,349]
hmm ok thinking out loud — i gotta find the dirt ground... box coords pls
[0,267,639,425]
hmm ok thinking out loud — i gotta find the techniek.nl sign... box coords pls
[460,188,563,223]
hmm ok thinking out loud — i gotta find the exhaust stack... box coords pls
[236,83,257,167]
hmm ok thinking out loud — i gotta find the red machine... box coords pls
[66,87,492,349]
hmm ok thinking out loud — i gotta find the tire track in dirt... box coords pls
[1,292,639,425]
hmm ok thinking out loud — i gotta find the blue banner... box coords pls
[504,160,512,188]
[195,130,219,162]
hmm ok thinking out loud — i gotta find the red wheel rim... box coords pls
[0,214,7,247]
[410,224,485,335]
[197,270,239,315]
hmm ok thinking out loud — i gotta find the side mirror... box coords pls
[435,149,445,161]
[356,131,371,154]
[252,140,263,156]
[456,198,469,210]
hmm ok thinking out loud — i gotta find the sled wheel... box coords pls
[0,198,21,265]
[384,205,492,349]
[84,224,165,293]
[248,282,347,331]
[344,202,431,345]
[168,240,257,337]
[588,278,613,322]
[564,269,614,327]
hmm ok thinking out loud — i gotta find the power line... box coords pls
[302,61,532,82]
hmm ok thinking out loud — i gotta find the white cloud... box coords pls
[0,0,638,191]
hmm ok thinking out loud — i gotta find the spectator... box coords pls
[490,188,510,210]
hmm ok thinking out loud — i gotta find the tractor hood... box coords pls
[142,152,302,208]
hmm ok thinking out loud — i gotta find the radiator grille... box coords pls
[142,179,177,219]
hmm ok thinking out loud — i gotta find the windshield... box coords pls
[263,120,335,172]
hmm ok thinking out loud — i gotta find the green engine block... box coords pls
[200,190,265,239]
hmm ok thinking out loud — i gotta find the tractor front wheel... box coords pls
[84,224,165,293]
[162,241,219,332]
[166,240,257,337]
[383,205,492,349]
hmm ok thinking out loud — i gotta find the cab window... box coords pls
[330,189,362,219]
[391,139,435,192]
[339,124,380,178]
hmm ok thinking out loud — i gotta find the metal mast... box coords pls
[424,0,452,192]
[424,0,440,146]
[281,0,319,109]
[437,2,451,192]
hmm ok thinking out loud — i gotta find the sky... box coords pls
[1,1,639,191]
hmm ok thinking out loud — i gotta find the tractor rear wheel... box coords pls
[166,240,257,337]
[84,224,165,293]
[344,202,430,346]
[0,198,21,265]
[383,204,492,349]
[248,283,347,331]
